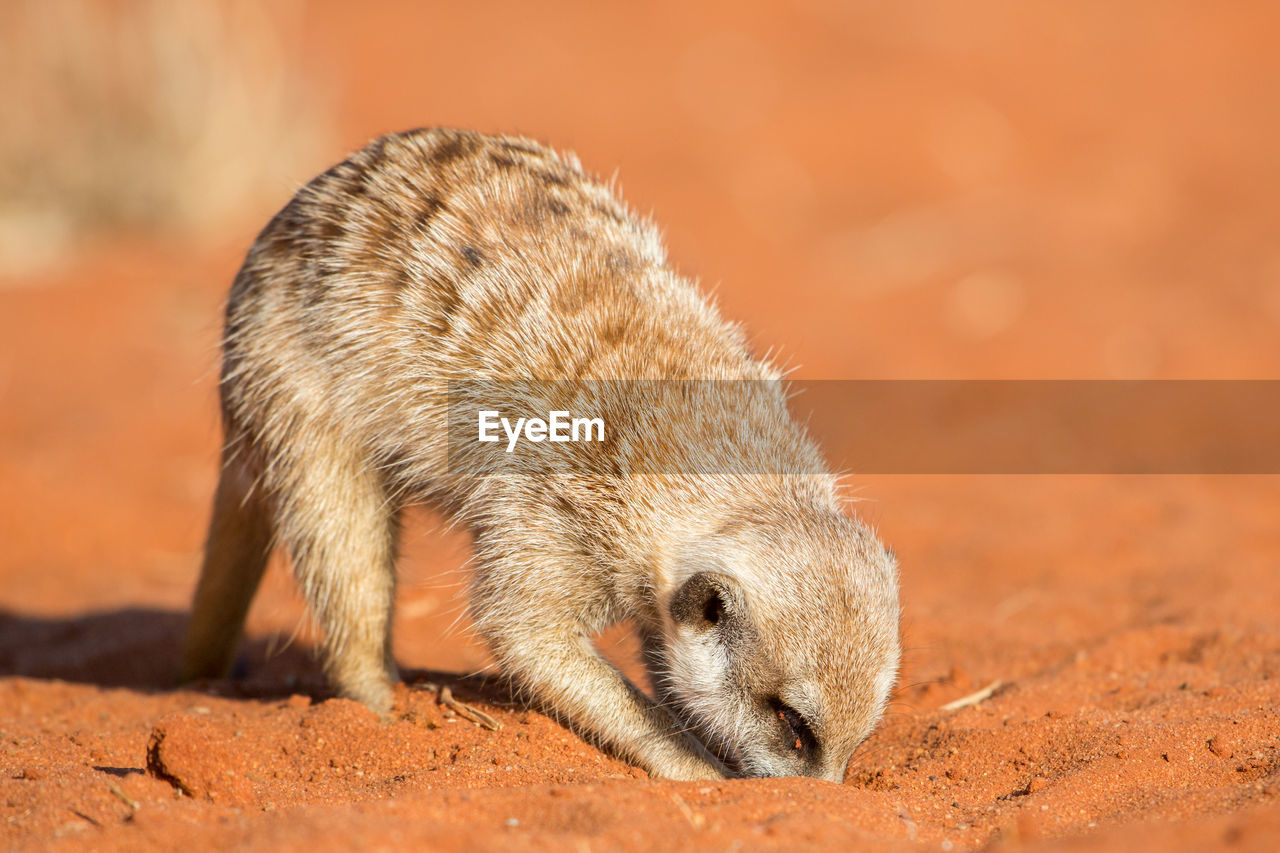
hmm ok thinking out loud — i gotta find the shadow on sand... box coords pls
[0,607,326,697]
[0,607,512,707]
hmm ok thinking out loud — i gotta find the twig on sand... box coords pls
[438,685,503,731]
[107,782,139,811]
[940,679,1003,712]
[668,792,706,829]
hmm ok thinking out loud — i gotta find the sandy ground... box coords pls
[3,2,1279,850]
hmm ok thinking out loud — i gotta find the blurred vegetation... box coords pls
[0,0,330,274]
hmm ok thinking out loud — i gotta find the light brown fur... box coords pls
[182,128,900,782]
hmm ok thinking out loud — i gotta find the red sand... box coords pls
[2,3,1278,849]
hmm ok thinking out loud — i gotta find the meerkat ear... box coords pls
[670,572,742,630]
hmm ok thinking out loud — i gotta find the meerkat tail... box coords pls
[181,444,274,684]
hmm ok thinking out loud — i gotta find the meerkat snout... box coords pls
[652,507,901,782]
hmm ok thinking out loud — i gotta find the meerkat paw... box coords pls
[334,669,397,719]
[646,753,727,782]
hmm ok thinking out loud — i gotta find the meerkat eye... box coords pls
[773,701,818,754]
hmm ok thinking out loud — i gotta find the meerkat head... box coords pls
[652,504,900,782]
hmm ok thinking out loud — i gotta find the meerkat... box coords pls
[182,128,900,782]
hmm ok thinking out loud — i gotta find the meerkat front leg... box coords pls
[492,626,725,780]
[470,550,725,781]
